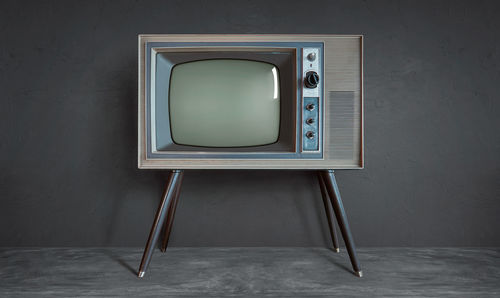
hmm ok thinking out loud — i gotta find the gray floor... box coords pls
[0,248,499,297]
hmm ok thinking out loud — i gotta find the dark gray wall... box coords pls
[1,0,499,247]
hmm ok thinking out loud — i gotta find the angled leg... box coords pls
[317,172,340,252]
[161,171,184,252]
[137,170,183,278]
[321,170,362,277]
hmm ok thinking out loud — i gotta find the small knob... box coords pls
[306,131,315,139]
[306,118,315,125]
[306,103,315,111]
[304,71,319,88]
[307,52,316,61]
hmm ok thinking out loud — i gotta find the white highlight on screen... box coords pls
[272,67,278,99]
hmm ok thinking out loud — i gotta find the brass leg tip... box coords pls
[355,270,363,278]
[138,271,145,278]
[335,248,340,253]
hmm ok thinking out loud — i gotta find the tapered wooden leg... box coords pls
[321,170,362,277]
[160,171,184,252]
[137,170,183,278]
[317,172,340,252]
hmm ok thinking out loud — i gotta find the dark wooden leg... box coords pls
[317,172,340,252]
[160,171,184,252]
[137,170,183,278]
[321,170,362,277]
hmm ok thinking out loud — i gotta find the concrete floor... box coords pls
[0,247,499,297]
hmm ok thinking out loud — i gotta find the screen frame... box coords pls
[153,50,296,152]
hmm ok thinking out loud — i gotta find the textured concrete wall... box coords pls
[1,0,499,247]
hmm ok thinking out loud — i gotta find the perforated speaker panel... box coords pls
[326,91,361,165]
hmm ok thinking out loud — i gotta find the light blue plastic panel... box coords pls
[302,97,319,151]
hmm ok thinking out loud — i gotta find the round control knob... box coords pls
[305,103,315,111]
[307,52,316,61]
[306,131,315,139]
[306,118,315,125]
[304,71,319,88]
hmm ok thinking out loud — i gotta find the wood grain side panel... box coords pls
[323,37,363,167]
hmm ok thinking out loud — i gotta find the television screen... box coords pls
[169,59,280,147]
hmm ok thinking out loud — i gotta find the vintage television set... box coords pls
[137,34,364,278]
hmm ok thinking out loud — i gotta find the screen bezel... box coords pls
[154,49,296,153]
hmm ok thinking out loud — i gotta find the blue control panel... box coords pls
[302,97,319,151]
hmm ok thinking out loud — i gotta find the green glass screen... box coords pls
[169,59,280,147]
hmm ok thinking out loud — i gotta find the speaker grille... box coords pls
[327,91,360,163]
